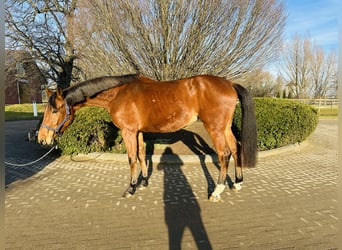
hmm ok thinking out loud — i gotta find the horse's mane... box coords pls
[63,74,138,105]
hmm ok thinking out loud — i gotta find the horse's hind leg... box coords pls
[206,128,231,202]
[225,128,243,191]
[137,132,149,189]
[121,129,139,198]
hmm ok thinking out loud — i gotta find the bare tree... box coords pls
[242,69,278,97]
[330,73,338,98]
[6,0,79,88]
[282,35,312,98]
[281,35,337,98]
[75,0,286,81]
[310,47,337,98]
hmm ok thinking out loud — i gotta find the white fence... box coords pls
[289,99,338,109]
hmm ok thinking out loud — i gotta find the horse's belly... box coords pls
[142,114,198,133]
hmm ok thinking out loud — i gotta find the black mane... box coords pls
[63,74,138,105]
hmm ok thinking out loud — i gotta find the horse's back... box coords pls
[136,75,236,97]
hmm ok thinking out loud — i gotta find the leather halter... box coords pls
[41,101,72,136]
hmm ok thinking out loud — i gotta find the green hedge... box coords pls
[57,107,125,155]
[233,98,319,150]
[57,99,319,154]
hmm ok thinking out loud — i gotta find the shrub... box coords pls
[233,98,319,151]
[57,107,126,155]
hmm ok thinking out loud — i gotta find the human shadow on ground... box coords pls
[5,120,60,188]
[157,147,212,250]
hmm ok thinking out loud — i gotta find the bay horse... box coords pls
[38,74,257,202]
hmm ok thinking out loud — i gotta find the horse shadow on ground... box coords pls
[143,129,235,196]
[156,147,213,250]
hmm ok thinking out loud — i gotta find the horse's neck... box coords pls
[72,88,118,111]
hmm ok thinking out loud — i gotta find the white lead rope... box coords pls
[4,146,57,167]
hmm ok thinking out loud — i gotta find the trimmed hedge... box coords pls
[57,98,319,154]
[233,98,319,150]
[57,107,126,155]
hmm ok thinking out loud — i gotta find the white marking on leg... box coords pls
[209,184,225,202]
[212,184,225,197]
[233,182,243,191]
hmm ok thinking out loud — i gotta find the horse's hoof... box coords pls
[122,184,136,198]
[209,195,221,202]
[122,191,133,198]
[232,182,242,192]
[138,178,149,190]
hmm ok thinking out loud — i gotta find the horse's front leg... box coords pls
[121,129,139,198]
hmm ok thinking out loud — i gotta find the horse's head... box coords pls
[38,87,74,147]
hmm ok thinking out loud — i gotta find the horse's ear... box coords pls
[56,87,64,98]
[46,88,53,97]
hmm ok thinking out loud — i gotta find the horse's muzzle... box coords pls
[38,136,56,148]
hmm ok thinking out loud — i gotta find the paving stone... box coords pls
[5,119,338,249]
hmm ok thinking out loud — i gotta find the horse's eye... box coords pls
[52,109,58,114]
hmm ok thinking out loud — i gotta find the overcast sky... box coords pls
[284,0,339,52]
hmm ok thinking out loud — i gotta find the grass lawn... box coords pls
[317,105,338,118]
[5,103,46,121]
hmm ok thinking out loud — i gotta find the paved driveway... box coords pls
[5,119,338,249]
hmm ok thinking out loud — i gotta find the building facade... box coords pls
[5,50,47,104]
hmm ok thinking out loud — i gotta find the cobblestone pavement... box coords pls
[5,119,338,249]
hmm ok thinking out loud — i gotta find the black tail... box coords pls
[233,84,257,168]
